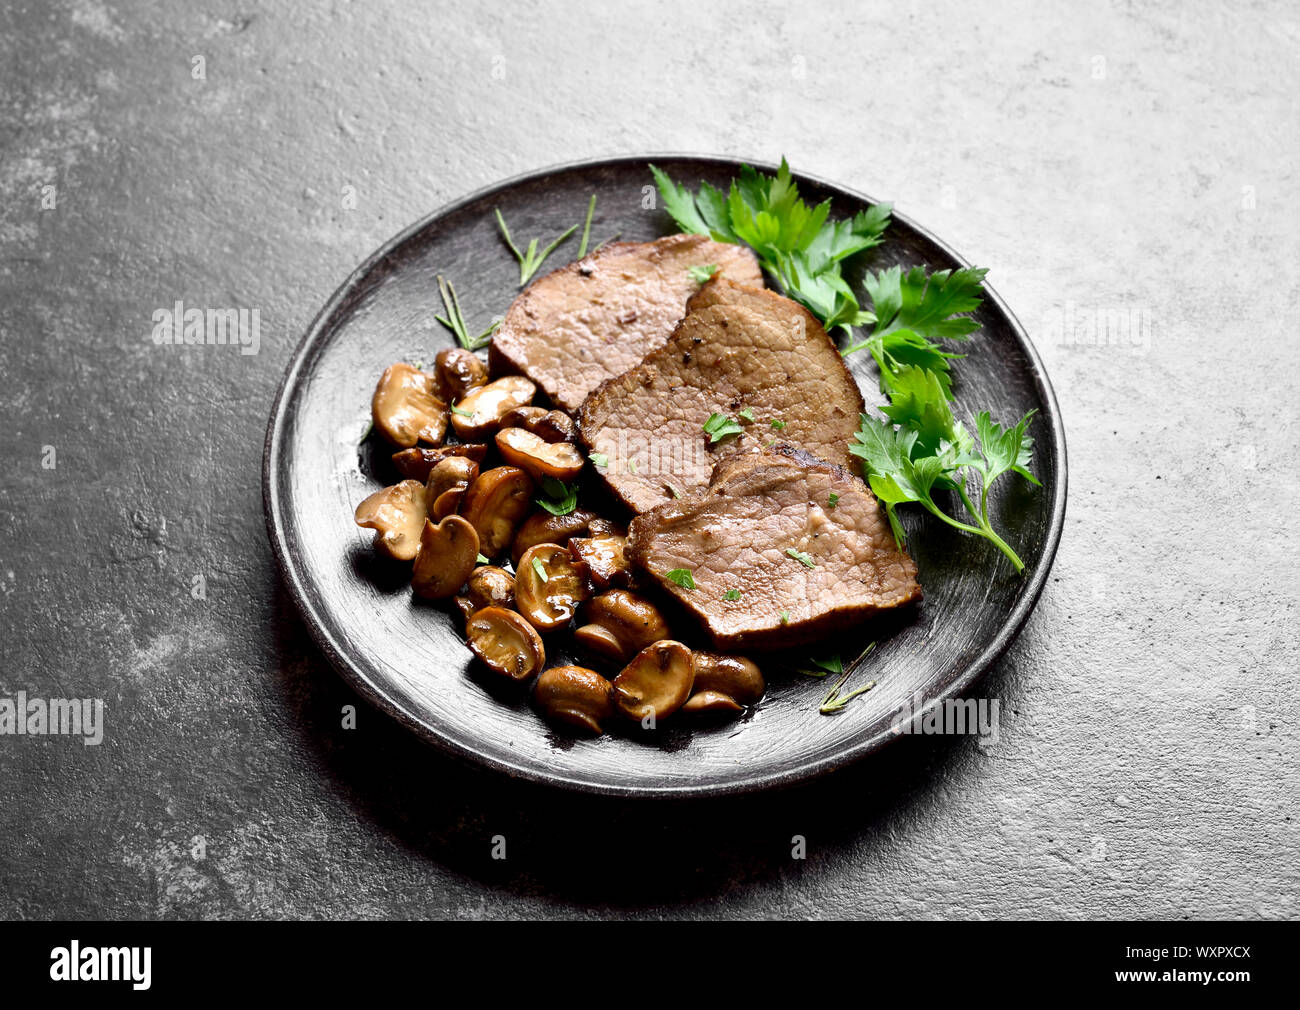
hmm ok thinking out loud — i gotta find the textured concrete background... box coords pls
[1,0,1296,919]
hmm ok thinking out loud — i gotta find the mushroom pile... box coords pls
[354,348,765,736]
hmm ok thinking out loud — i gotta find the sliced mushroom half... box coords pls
[535,666,614,735]
[354,479,427,561]
[568,532,631,590]
[454,566,515,623]
[495,427,585,483]
[466,606,545,682]
[450,376,536,441]
[511,508,596,567]
[500,406,576,444]
[574,589,670,664]
[461,466,534,558]
[424,456,480,519]
[411,515,480,599]
[372,363,449,447]
[514,543,591,631]
[434,347,488,402]
[392,443,488,482]
[610,640,695,723]
[683,652,765,714]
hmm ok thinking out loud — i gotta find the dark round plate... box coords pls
[263,155,1066,799]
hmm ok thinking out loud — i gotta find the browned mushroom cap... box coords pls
[392,443,488,481]
[450,376,536,441]
[611,640,695,723]
[434,347,488,402]
[684,652,765,713]
[495,427,585,483]
[500,406,575,444]
[511,509,596,567]
[535,666,613,735]
[466,606,545,682]
[461,465,534,558]
[498,405,549,431]
[454,565,515,623]
[372,363,449,447]
[411,515,480,599]
[681,691,745,715]
[354,479,427,561]
[568,532,631,589]
[424,456,480,519]
[574,589,670,664]
[514,543,591,631]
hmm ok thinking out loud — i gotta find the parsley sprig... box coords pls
[650,159,891,334]
[850,393,1039,572]
[535,477,578,516]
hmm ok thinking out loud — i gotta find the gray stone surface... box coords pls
[0,0,1295,919]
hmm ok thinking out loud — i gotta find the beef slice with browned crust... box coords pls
[578,277,866,514]
[626,446,920,649]
[489,234,762,413]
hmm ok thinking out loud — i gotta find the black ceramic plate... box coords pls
[263,155,1066,798]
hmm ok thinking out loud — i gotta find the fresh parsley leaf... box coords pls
[779,609,790,624]
[450,403,475,418]
[531,556,549,582]
[434,275,499,351]
[828,492,839,508]
[495,207,579,286]
[849,398,1038,572]
[842,264,988,399]
[476,553,489,565]
[588,452,609,468]
[664,568,696,590]
[650,160,892,336]
[769,418,786,430]
[688,263,719,284]
[786,547,816,569]
[535,477,578,516]
[703,412,745,443]
[738,406,755,422]
[723,588,741,601]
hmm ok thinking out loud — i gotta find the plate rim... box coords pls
[262,152,1069,800]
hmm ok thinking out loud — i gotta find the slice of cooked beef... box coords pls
[626,446,920,649]
[490,234,763,413]
[577,277,866,514]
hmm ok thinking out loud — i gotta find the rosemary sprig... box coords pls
[435,275,498,350]
[818,643,878,714]
[495,208,577,286]
[577,194,596,258]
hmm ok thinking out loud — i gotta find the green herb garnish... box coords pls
[535,477,578,516]
[588,452,609,468]
[577,194,597,258]
[723,588,741,601]
[850,394,1038,572]
[841,264,988,401]
[738,407,755,422]
[650,159,891,334]
[779,610,790,624]
[664,481,683,499]
[828,492,839,508]
[703,412,745,444]
[786,547,816,569]
[770,418,786,430]
[819,645,878,713]
[435,275,499,351]
[531,557,549,582]
[495,208,578,286]
[687,263,718,284]
[476,553,489,565]
[450,403,475,418]
[664,568,696,590]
